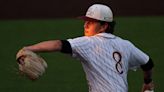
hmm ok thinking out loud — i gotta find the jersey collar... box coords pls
[96,33,116,39]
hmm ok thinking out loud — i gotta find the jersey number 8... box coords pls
[113,52,123,74]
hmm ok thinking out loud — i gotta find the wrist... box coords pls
[144,78,152,84]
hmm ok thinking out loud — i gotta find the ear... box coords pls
[99,23,109,32]
[103,23,109,30]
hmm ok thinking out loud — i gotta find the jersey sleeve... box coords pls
[127,41,149,70]
[67,36,91,59]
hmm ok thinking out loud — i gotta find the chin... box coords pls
[85,34,94,36]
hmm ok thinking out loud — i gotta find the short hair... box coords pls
[99,21,116,34]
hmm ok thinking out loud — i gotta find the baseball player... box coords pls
[20,4,154,92]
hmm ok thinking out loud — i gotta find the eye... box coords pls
[86,21,92,23]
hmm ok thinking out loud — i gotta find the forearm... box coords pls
[23,40,62,52]
[140,58,154,92]
[143,69,153,84]
[141,58,154,84]
[141,69,154,92]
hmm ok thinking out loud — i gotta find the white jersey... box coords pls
[68,33,149,92]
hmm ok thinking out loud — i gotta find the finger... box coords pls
[17,55,26,65]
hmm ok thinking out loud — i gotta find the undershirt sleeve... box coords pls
[60,40,72,54]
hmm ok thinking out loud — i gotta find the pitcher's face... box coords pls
[84,21,104,36]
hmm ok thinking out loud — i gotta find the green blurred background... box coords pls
[0,16,164,92]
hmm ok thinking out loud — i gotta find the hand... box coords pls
[141,81,154,92]
[17,55,26,65]
[16,47,30,64]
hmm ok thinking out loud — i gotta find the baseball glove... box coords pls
[16,49,47,80]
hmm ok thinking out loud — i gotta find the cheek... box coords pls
[85,27,96,33]
[84,27,96,36]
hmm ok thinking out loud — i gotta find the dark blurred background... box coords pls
[0,0,164,19]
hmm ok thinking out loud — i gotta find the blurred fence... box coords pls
[0,0,164,19]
